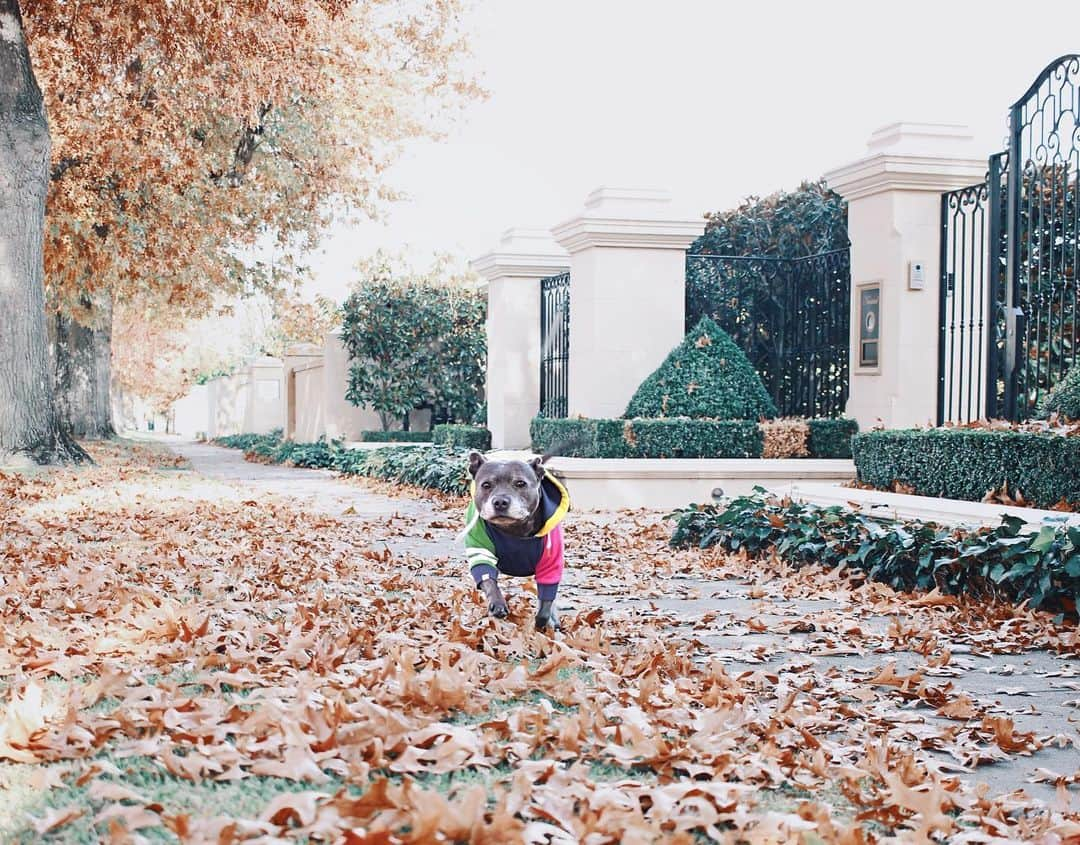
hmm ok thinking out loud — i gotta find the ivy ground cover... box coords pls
[0,440,1078,842]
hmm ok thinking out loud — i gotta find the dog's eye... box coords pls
[514,480,527,488]
[480,481,492,490]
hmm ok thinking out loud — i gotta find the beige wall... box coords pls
[292,361,326,442]
[282,343,323,440]
[207,372,246,439]
[321,331,383,440]
[202,357,284,438]
[171,384,209,438]
[279,331,435,444]
[245,357,284,434]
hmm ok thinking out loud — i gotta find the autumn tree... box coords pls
[0,0,86,462]
[1,0,480,461]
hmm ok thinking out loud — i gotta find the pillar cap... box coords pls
[471,227,569,281]
[284,342,323,357]
[551,186,706,254]
[825,122,987,201]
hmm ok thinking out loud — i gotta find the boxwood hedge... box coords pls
[531,417,762,458]
[532,416,856,459]
[431,424,492,451]
[852,428,1080,509]
[356,430,433,443]
[807,418,859,460]
[1042,365,1080,420]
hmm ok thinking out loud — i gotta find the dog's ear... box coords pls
[529,456,546,480]
[468,451,486,478]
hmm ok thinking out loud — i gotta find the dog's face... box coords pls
[469,452,545,532]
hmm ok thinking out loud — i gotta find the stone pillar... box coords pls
[245,356,285,434]
[472,228,569,449]
[551,187,705,419]
[825,123,986,430]
[281,342,323,440]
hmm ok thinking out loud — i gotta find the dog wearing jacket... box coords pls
[463,451,569,630]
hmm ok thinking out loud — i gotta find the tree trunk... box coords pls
[52,294,116,439]
[0,1,87,464]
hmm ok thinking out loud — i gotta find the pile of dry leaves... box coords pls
[0,441,1078,843]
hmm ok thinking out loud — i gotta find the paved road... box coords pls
[169,439,1080,804]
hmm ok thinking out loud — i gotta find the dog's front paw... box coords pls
[535,600,559,632]
[479,578,509,619]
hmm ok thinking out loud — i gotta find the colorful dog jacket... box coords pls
[463,475,570,601]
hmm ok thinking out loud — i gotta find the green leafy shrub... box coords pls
[432,424,492,451]
[853,428,1080,509]
[624,317,777,420]
[807,418,859,459]
[341,260,485,431]
[669,492,1080,612]
[531,417,762,458]
[1042,365,1080,420]
[272,439,341,468]
[334,445,470,495]
[213,431,282,452]
[686,180,848,330]
[356,430,433,443]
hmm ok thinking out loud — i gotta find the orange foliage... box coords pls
[19,0,482,394]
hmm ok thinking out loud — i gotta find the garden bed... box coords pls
[670,491,1080,613]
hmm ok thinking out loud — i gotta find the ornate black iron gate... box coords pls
[539,271,570,418]
[939,55,1080,423]
[684,249,851,418]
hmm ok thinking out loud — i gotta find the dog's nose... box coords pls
[491,496,510,513]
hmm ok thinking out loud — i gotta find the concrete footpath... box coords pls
[170,439,1080,804]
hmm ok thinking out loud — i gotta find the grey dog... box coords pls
[461,452,570,630]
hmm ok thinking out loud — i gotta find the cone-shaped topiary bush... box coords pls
[1042,365,1080,421]
[1041,365,1080,421]
[624,317,778,420]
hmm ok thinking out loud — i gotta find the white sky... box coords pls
[302,0,1080,302]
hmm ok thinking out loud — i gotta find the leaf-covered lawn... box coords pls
[1,440,1078,843]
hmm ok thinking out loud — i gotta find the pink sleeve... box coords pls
[534,524,564,585]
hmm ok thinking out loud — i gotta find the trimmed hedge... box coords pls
[531,417,761,458]
[624,317,778,420]
[333,445,470,495]
[356,430,434,443]
[532,416,856,459]
[669,492,1080,612]
[807,418,859,460]
[1042,365,1080,420]
[432,424,492,451]
[853,428,1080,510]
